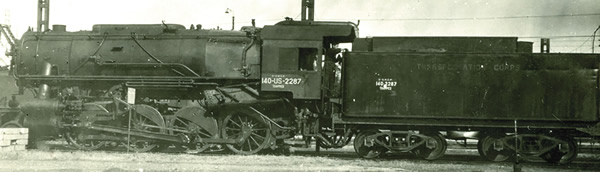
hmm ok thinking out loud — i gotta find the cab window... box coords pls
[279,48,318,71]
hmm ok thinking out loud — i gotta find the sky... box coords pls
[1,0,600,65]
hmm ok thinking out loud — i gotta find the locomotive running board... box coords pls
[87,124,238,144]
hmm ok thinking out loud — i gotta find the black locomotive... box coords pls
[4,14,600,164]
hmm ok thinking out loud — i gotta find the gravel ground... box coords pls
[1,146,599,172]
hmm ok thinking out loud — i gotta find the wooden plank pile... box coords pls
[0,128,28,151]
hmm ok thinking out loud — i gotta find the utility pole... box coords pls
[540,38,550,53]
[37,0,50,32]
[301,0,314,21]
[225,8,234,30]
[593,25,600,53]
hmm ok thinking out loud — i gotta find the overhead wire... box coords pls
[191,12,600,30]
[519,35,595,39]
[322,13,600,21]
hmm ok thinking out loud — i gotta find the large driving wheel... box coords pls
[412,132,447,160]
[169,106,223,153]
[172,117,223,153]
[477,134,513,162]
[64,128,107,150]
[64,103,110,150]
[540,137,577,164]
[122,104,166,152]
[221,111,272,155]
[353,130,388,159]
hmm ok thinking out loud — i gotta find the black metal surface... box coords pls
[15,24,261,82]
[342,52,599,124]
[353,37,518,53]
[517,41,533,53]
[260,21,356,99]
[20,99,61,139]
[262,21,357,42]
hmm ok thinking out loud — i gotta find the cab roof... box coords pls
[261,20,358,43]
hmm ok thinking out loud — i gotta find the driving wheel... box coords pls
[64,128,107,150]
[122,104,166,152]
[221,111,273,155]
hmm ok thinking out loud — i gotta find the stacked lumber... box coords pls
[0,128,28,151]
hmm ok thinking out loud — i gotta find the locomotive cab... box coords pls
[260,20,357,99]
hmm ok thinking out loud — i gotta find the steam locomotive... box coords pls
[6,17,600,164]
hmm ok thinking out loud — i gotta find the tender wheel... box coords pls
[540,137,577,164]
[353,130,387,159]
[477,134,513,162]
[122,104,166,152]
[221,111,272,155]
[412,133,447,160]
[64,128,107,150]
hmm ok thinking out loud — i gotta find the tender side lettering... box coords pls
[492,64,520,71]
[416,63,520,71]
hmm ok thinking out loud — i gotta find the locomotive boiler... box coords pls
[7,16,600,164]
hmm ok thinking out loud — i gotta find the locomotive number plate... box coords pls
[376,78,397,90]
[262,75,303,88]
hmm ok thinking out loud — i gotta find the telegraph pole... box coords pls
[593,25,600,53]
[225,8,234,30]
[37,0,50,32]
[301,0,314,21]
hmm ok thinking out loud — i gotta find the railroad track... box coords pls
[11,140,599,171]
[31,138,600,163]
